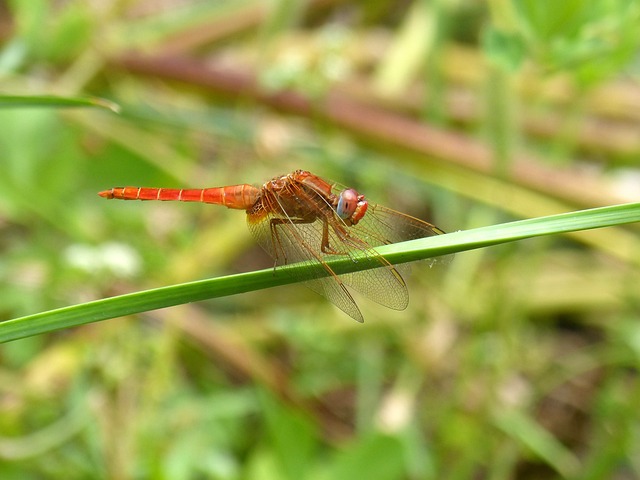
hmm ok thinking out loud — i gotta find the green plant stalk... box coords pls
[1,202,639,343]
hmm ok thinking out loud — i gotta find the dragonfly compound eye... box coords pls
[337,189,359,219]
[337,189,368,225]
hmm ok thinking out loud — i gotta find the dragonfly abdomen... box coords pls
[98,185,260,210]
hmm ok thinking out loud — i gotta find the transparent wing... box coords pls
[247,210,367,322]
[354,204,445,244]
[335,204,444,308]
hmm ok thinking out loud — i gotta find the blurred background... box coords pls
[2,1,640,478]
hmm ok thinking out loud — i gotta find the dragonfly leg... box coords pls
[321,219,339,254]
[322,218,358,255]
[269,216,314,265]
[269,219,288,265]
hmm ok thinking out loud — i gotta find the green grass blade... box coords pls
[1,202,639,343]
[494,408,579,477]
[0,95,120,112]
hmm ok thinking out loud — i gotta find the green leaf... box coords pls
[317,433,404,480]
[259,389,317,480]
[0,95,120,112]
[1,202,639,343]
[482,27,526,72]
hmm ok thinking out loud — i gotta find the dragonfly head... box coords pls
[336,188,368,225]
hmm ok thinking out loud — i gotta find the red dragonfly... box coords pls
[99,170,444,322]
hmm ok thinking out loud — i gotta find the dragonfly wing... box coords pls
[334,204,445,309]
[304,278,364,323]
[245,192,445,320]
[352,204,444,245]
[247,211,365,323]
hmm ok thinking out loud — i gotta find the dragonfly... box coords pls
[99,170,445,322]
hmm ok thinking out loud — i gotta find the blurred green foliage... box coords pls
[485,0,640,85]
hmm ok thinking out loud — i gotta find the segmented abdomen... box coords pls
[98,184,260,210]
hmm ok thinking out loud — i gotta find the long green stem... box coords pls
[1,202,639,343]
